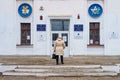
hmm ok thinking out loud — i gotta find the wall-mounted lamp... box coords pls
[77,14,80,19]
[40,15,43,20]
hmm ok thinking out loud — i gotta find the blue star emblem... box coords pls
[88,4,103,18]
[91,6,100,15]
[18,3,32,18]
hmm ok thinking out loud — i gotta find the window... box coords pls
[21,23,31,45]
[89,22,100,45]
[51,19,69,31]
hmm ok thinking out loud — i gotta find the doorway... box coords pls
[50,19,70,57]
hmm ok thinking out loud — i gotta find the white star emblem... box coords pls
[91,6,100,14]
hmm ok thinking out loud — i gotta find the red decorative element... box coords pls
[77,14,80,19]
[40,15,43,20]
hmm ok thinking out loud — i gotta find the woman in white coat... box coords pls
[54,37,66,65]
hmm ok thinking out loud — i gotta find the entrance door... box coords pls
[51,32,69,57]
[50,19,70,57]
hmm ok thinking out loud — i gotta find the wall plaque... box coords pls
[74,24,83,31]
[37,24,46,31]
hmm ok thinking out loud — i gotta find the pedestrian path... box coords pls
[1,65,119,77]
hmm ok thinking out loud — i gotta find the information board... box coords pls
[74,24,83,31]
[37,24,46,31]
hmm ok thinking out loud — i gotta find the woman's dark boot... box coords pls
[56,55,59,65]
[61,56,64,64]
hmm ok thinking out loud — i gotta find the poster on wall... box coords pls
[74,24,83,39]
[37,32,46,41]
[27,35,30,40]
[63,36,67,42]
[109,32,119,39]
[74,32,83,39]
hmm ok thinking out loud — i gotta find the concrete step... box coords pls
[0,63,3,65]
[3,71,117,77]
[2,65,118,77]
[13,68,104,73]
[101,65,120,73]
[0,65,16,72]
[17,65,101,69]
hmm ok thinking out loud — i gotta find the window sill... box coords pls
[87,44,104,47]
[16,44,33,48]
[16,44,33,46]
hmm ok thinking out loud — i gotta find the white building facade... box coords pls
[0,0,120,56]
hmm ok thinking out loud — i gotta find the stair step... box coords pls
[1,65,118,77]
[0,63,3,65]
[13,68,103,73]
[17,65,101,69]
[3,71,117,77]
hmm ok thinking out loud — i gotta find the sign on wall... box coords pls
[109,32,119,39]
[18,3,32,18]
[74,32,83,39]
[37,33,46,41]
[37,24,46,31]
[74,24,83,31]
[74,24,83,39]
[88,4,103,18]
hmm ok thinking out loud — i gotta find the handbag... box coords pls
[52,53,56,59]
